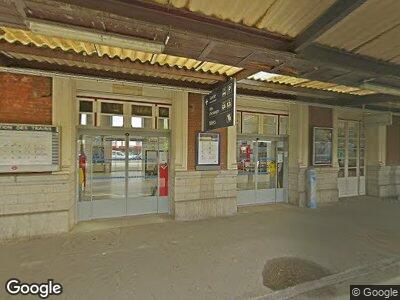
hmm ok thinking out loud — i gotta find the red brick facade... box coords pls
[187,93,227,170]
[0,72,52,125]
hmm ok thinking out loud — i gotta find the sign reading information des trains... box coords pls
[203,77,236,131]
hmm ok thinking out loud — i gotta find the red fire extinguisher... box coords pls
[159,163,168,196]
[245,144,251,162]
[79,153,87,189]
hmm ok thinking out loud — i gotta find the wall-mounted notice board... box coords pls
[196,132,220,171]
[0,123,60,173]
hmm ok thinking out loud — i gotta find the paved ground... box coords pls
[1,196,400,299]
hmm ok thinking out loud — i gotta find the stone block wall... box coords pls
[367,165,400,197]
[289,166,338,206]
[315,167,339,203]
[170,170,237,220]
[288,166,306,206]
[0,172,75,241]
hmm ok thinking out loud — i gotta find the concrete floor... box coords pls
[1,196,400,299]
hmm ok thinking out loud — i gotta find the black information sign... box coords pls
[203,77,236,131]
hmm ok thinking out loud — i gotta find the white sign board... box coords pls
[196,132,220,170]
[0,124,60,173]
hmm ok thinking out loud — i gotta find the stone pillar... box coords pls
[169,91,188,216]
[170,93,237,220]
[227,125,237,170]
[288,103,309,206]
[170,91,188,172]
[366,115,400,198]
[52,77,77,227]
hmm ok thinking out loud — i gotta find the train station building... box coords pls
[0,0,399,241]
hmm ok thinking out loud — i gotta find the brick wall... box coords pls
[0,72,52,125]
[187,93,227,170]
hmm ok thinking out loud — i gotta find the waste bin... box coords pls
[306,168,317,208]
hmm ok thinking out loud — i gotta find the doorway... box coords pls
[236,137,288,205]
[337,120,366,197]
[77,133,169,220]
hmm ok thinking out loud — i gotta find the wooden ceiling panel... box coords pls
[0,0,24,28]
[25,0,166,41]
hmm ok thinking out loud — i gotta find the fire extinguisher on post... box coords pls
[79,153,87,191]
[159,163,168,196]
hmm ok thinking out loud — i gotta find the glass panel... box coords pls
[338,137,345,147]
[237,140,256,190]
[158,107,169,118]
[262,115,278,135]
[100,115,124,127]
[338,158,345,168]
[242,113,259,134]
[360,139,365,148]
[348,122,359,138]
[127,137,159,215]
[256,141,276,189]
[348,140,358,158]
[236,112,242,134]
[91,136,126,202]
[79,100,93,112]
[359,159,365,167]
[157,118,169,130]
[348,159,357,168]
[338,121,345,137]
[279,116,288,135]
[360,168,364,176]
[101,102,123,114]
[79,113,94,126]
[360,148,365,159]
[338,168,345,177]
[132,105,153,116]
[348,168,357,177]
[131,116,152,128]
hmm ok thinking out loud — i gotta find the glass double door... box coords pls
[237,138,287,205]
[337,120,366,197]
[77,134,169,220]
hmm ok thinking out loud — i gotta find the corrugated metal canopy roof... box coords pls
[0,27,242,76]
[7,52,218,84]
[149,0,336,38]
[317,0,400,64]
[249,71,377,96]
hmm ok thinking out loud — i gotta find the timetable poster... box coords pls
[0,124,59,172]
[196,132,220,166]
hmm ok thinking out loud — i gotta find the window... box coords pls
[79,100,94,126]
[157,106,170,130]
[238,112,287,135]
[262,115,278,135]
[242,113,259,134]
[279,116,289,135]
[131,104,153,129]
[100,102,124,127]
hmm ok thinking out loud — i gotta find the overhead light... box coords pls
[27,18,165,53]
[248,71,279,81]
[361,82,400,96]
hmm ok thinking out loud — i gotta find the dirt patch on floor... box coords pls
[262,257,331,290]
